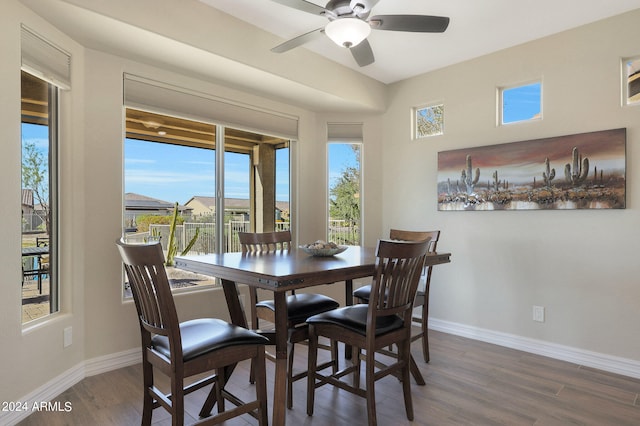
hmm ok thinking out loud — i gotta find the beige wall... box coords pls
[2,0,639,417]
[383,10,640,360]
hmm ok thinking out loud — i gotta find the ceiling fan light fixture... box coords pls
[325,18,371,48]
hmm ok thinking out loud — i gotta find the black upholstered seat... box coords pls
[151,318,269,361]
[256,292,339,324]
[307,304,403,336]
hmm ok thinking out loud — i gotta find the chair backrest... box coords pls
[238,231,292,253]
[389,229,439,253]
[368,239,431,326]
[115,239,180,355]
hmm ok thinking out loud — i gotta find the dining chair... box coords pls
[353,229,440,362]
[238,230,339,409]
[116,239,269,426]
[306,238,431,426]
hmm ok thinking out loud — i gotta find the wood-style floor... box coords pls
[19,329,640,425]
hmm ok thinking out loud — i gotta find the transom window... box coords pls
[499,81,542,125]
[414,103,444,138]
[623,56,640,105]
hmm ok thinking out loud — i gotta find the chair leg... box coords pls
[141,361,154,426]
[254,348,269,426]
[353,347,361,388]
[421,296,430,363]
[171,376,185,426]
[400,339,414,421]
[365,350,377,426]
[306,327,319,416]
[331,339,338,374]
[215,368,225,414]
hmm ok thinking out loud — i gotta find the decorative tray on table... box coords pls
[299,241,347,257]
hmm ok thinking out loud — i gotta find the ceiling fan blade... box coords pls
[350,39,375,67]
[369,15,450,32]
[271,27,325,53]
[270,0,326,16]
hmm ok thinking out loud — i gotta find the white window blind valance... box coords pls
[123,74,299,140]
[327,122,363,141]
[21,25,71,90]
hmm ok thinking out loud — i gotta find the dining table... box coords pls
[175,245,451,426]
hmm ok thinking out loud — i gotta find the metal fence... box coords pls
[127,219,358,253]
[141,221,290,254]
[328,219,360,245]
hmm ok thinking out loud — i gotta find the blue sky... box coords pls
[124,138,293,204]
[503,82,541,123]
[123,139,357,204]
[21,124,359,205]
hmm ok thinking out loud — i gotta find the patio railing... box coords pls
[127,219,358,253]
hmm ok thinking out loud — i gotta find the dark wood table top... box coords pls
[176,246,451,291]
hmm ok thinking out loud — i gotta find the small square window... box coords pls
[623,56,640,105]
[415,104,444,138]
[499,81,542,125]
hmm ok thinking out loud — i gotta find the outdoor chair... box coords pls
[306,238,431,426]
[239,230,339,408]
[116,239,269,426]
[353,229,440,362]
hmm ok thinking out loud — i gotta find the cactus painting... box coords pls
[437,128,626,210]
[461,155,480,195]
[564,147,589,186]
[542,158,555,187]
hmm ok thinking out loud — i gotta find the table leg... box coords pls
[272,291,288,426]
[221,278,248,328]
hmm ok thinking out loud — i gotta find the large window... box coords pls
[328,143,361,245]
[21,71,59,323]
[123,109,290,291]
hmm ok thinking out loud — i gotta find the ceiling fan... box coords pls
[270,0,450,67]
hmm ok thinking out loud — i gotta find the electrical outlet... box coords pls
[533,305,545,323]
[64,326,73,347]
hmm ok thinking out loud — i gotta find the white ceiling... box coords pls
[200,0,640,84]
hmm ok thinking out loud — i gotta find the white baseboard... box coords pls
[1,348,141,426]
[429,318,640,380]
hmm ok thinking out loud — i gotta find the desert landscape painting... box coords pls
[437,128,626,210]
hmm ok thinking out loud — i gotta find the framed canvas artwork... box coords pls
[437,128,626,210]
